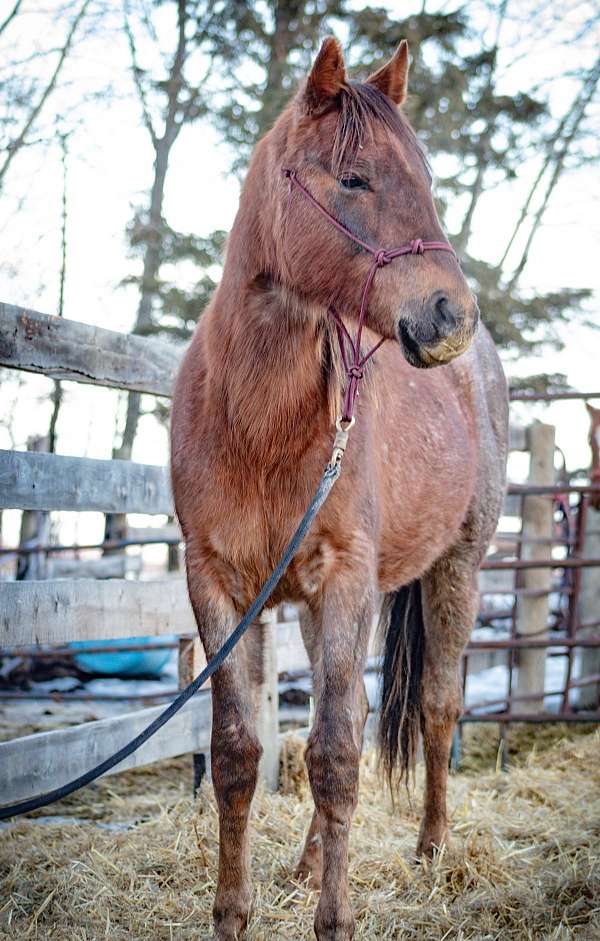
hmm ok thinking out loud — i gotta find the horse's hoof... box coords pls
[314,901,355,940]
[213,905,249,940]
[211,926,245,941]
[314,920,355,941]
[416,820,448,860]
[294,862,322,891]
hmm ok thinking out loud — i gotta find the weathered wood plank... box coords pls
[129,523,181,543]
[47,555,142,579]
[0,303,181,396]
[0,449,173,514]
[0,578,195,647]
[0,693,212,805]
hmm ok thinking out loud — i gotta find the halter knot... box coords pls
[347,365,364,380]
[410,238,424,255]
[282,167,293,180]
[375,250,390,268]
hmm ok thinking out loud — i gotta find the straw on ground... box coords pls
[0,727,598,940]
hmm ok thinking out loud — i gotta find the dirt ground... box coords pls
[0,724,599,940]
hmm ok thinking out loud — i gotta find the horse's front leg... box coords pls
[185,545,262,941]
[295,602,370,890]
[305,577,374,941]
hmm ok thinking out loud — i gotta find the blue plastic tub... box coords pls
[71,635,176,677]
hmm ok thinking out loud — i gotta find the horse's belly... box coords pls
[376,451,476,590]
[377,503,470,590]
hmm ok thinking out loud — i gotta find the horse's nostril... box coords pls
[434,295,456,329]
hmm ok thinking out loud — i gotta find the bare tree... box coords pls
[48,129,70,454]
[0,0,91,191]
[453,0,510,253]
[112,0,208,465]
[0,0,23,37]
[105,0,212,546]
[506,53,600,289]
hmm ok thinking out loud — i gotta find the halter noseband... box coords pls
[283,167,458,424]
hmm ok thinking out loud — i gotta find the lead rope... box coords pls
[0,443,347,820]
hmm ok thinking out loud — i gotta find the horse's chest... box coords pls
[206,502,338,608]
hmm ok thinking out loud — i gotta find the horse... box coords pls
[586,402,600,510]
[171,36,508,941]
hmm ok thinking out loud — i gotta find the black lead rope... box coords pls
[0,460,342,821]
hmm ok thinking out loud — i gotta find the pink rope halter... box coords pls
[283,167,458,423]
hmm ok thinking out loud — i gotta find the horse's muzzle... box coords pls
[398,302,479,369]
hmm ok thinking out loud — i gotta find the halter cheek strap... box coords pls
[283,167,458,423]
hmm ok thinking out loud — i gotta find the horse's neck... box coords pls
[206,279,337,465]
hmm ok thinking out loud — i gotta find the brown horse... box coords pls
[171,37,508,941]
[586,402,600,510]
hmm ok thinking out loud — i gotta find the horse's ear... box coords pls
[366,40,409,105]
[302,37,346,114]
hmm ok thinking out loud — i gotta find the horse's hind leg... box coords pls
[185,546,262,940]
[417,548,479,857]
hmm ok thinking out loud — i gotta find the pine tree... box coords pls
[125,1,597,367]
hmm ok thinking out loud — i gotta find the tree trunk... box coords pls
[106,0,188,546]
[454,149,488,252]
[255,2,300,141]
[48,131,69,455]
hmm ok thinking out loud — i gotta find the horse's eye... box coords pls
[339,175,368,191]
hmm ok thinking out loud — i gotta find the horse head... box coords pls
[262,37,479,368]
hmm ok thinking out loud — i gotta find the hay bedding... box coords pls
[0,730,599,940]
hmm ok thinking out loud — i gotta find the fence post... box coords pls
[178,635,208,790]
[515,422,555,711]
[17,435,50,581]
[579,502,600,709]
[257,608,279,791]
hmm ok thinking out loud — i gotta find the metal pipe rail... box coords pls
[509,390,600,401]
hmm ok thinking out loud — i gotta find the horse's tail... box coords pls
[378,581,425,791]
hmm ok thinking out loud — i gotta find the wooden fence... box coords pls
[1,304,599,806]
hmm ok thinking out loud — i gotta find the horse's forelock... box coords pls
[331,82,428,177]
